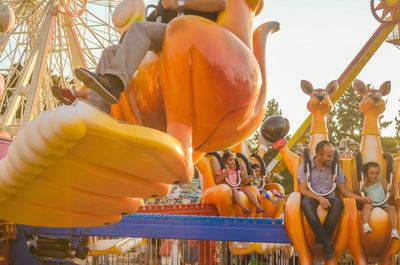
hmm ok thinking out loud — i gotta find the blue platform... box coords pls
[20,213,290,243]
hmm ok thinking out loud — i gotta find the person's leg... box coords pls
[96,44,120,75]
[361,203,373,233]
[318,196,343,259]
[106,21,166,87]
[239,186,265,212]
[301,196,333,254]
[385,205,398,230]
[231,188,251,214]
[75,22,167,103]
[84,45,120,111]
[323,197,344,236]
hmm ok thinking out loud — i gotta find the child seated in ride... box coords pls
[215,151,266,214]
[251,163,286,205]
[361,161,400,239]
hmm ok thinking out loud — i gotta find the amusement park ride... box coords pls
[0,0,399,264]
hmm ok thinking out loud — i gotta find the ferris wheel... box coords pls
[0,0,121,135]
[370,0,400,49]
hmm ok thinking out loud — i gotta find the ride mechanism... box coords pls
[0,0,398,263]
[0,0,293,263]
[267,0,400,177]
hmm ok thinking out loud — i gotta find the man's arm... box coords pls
[337,183,371,203]
[162,0,227,13]
[299,182,331,209]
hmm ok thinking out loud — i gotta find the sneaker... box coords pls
[51,86,76,105]
[74,68,124,104]
[363,223,372,234]
[391,229,400,240]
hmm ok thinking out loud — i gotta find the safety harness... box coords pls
[356,151,393,207]
[209,152,242,187]
[303,147,339,197]
[250,153,268,191]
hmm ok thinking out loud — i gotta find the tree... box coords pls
[327,87,363,145]
[327,85,391,145]
[264,98,282,118]
[395,100,400,138]
[380,136,399,154]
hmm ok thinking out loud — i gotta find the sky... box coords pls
[255,0,400,137]
[145,0,400,136]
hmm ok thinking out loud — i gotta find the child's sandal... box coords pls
[242,207,251,214]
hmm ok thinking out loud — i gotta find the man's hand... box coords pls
[161,0,179,11]
[318,197,331,209]
[358,196,372,204]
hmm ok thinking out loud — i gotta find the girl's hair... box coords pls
[363,161,380,176]
[251,163,261,170]
[222,150,234,162]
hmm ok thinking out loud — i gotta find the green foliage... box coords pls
[279,169,294,194]
[263,146,278,165]
[327,85,392,145]
[395,100,400,138]
[379,114,392,130]
[327,86,363,145]
[264,98,283,118]
[381,136,400,154]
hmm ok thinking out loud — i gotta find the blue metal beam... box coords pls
[20,214,291,243]
[10,227,36,265]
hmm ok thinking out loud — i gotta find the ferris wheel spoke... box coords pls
[0,0,49,52]
[375,1,385,10]
[371,0,400,23]
[61,0,87,17]
[0,0,120,133]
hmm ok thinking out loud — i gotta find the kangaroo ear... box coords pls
[325,80,338,95]
[353,79,367,96]
[246,0,262,13]
[379,81,391,96]
[255,0,264,15]
[301,80,314,95]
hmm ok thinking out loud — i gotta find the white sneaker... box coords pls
[391,229,400,239]
[363,223,372,234]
